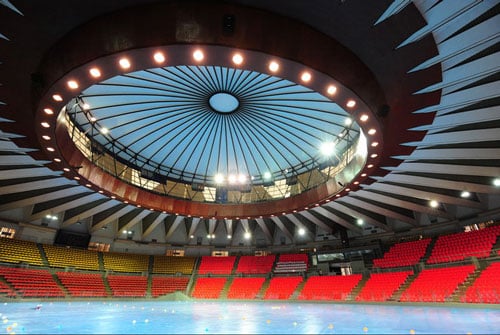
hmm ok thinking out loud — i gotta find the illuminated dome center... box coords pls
[209,92,239,113]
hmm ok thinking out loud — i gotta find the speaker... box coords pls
[222,14,235,34]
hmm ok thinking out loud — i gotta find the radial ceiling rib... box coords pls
[341,196,417,226]
[377,173,500,195]
[90,205,135,232]
[411,106,500,133]
[254,218,273,243]
[296,211,334,233]
[0,186,82,212]
[355,189,454,220]
[366,182,485,210]
[29,192,104,222]
[0,177,76,196]
[270,216,294,242]
[62,199,120,227]
[143,212,168,238]
[393,148,500,161]
[327,201,392,232]
[311,206,363,234]
[385,162,500,176]
[0,167,61,180]
[374,0,412,25]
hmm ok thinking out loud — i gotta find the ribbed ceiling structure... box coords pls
[0,0,499,250]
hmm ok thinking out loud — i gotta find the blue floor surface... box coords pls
[0,300,498,334]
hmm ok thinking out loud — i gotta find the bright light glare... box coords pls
[263,171,272,180]
[232,53,243,65]
[100,127,109,134]
[301,72,311,82]
[228,174,237,184]
[345,118,352,126]
[494,178,500,187]
[269,61,279,72]
[461,191,471,198]
[238,174,247,184]
[357,219,363,225]
[119,58,131,69]
[327,85,337,95]
[153,52,165,63]
[214,174,224,184]
[430,200,439,208]
[193,50,204,62]
[320,141,336,156]
[244,232,251,239]
[298,228,305,236]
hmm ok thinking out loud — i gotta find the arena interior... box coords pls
[0,0,499,316]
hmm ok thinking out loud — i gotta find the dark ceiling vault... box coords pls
[0,0,499,248]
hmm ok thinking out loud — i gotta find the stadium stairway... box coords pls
[220,276,234,299]
[98,252,105,271]
[256,277,271,299]
[102,274,113,296]
[289,276,307,300]
[421,237,437,264]
[36,243,50,266]
[146,256,154,298]
[50,271,69,297]
[448,267,482,302]
[348,274,370,301]
[389,271,419,302]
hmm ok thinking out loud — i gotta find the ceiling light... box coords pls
[327,85,337,95]
[360,114,369,122]
[63,168,70,172]
[85,183,92,187]
[361,173,367,177]
[371,142,379,147]
[263,171,272,180]
[429,200,439,208]
[54,158,61,163]
[320,141,335,156]
[52,94,63,102]
[344,118,352,126]
[211,234,216,238]
[119,58,131,69]
[244,232,251,239]
[82,103,90,110]
[67,80,79,90]
[268,61,279,72]
[214,174,224,184]
[90,116,97,122]
[190,235,194,239]
[46,147,55,152]
[228,174,237,184]
[193,50,204,62]
[43,108,54,115]
[357,219,363,225]
[153,52,165,63]
[354,181,359,185]
[238,174,247,184]
[74,176,80,180]
[370,153,378,158]
[345,188,351,192]
[42,135,51,140]
[460,191,471,198]
[207,234,211,239]
[367,164,374,168]
[493,178,500,187]
[298,228,305,236]
[346,100,356,108]
[301,71,311,82]
[232,53,243,65]
[89,67,101,78]
[368,128,376,135]
[100,127,109,134]
[227,234,232,239]
[41,122,50,128]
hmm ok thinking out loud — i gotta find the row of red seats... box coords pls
[57,272,107,297]
[373,239,430,268]
[0,267,65,297]
[227,277,265,299]
[461,262,500,304]
[400,265,475,302]
[356,271,413,301]
[197,256,236,275]
[298,274,362,300]
[151,277,189,297]
[236,255,275,274]
[107,275,148,297]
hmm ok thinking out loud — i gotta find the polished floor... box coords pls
[0,300,498,334]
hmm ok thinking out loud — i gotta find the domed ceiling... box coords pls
[0,0,499,250]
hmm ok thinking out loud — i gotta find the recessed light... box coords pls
[354,181,359,185]
[460,191,471,198]
[357,219,363,225]
[493,178,500,187]
[53,158,61,163]
[346,100,356,108]
[46,147,55,152]
[345,118,352,126]
[367,164,374,168]
[85,183,92,187]
[90,116,97,122]
[42,135,51,140]
[193,50,204,62]
[301,71,311,82]
[43,108,54,115]
[100,127,109,134]
[153,52,165,63]
[371,142,379,147]
[360,114,369,122]
[98,190,104,194]
[361,173,367,177]
[232,53,243,65]
[429,200,439,208]
[82,103,90,110]
[89,67,101,78]
[370,153,378,158]
[368,128,376,135]
[41,122,50,128]
[327,85,337,95]
[269,61,279,72]
[63,168,70,172]
[67,80,79,90]
[119,58,131,69]
[52,94,63,102]
[74,176,80,180]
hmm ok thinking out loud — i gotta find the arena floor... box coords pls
[0,300,498,334]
